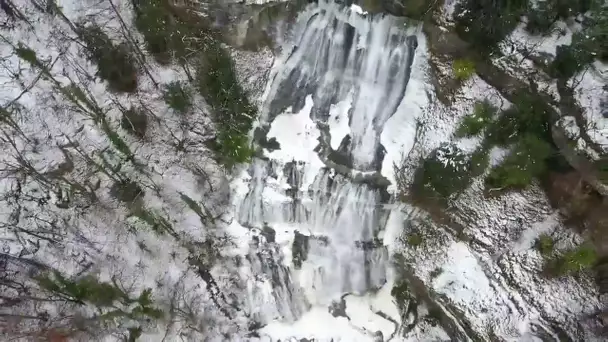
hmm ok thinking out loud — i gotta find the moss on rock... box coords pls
[545,244,598,276]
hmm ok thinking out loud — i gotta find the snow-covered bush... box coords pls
[486,134,552,190]
[411,143,473,201]
[455,99,498,137]
[454,0,527,52]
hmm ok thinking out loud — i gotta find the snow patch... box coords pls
[571,63,608,153]
[328,95,353,150]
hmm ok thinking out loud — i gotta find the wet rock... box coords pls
[253,126,281,151]
[600,97,608,118]
[327,135,354,168]
[246,239,309,321]
[219,0,309,51]
[189,255,235,319]
[596,259,608,294]
[598,310,608,327]
[291,230,329,270]
[265,137,280,150]
[359,0,435,20]
[261,223,276,243]
[284,160,304,189]
[316,127,392,196]
[390,280,413,318]
[292,230,310,269]
[246,320,264,337]
[312,234,330,246]
[374,144,387,173]
[355,237,383,250]
[328,296,348,318]
[390,269,477,341]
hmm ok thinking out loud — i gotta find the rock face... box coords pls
[208,0,309,50]
[292,230,310,269]
[359,0,434,19]
[597,260,608,294]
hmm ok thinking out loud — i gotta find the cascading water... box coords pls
[264,0,417,171]
[233,0,418,331]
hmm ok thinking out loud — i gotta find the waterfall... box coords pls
[233,0,418,328]
[264,0,417,171]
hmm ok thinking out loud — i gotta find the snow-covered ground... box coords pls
[571,62,608,153]
[498,19,608,156]
[0,1,246,340]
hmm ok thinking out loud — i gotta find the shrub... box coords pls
[37,271,128,306]
[36,271,163,320]
[576,2,608,62]
[214,131,254,166]
[485,92,552,146]
[469,146,490,177]
[452,58,476,81]
[596,157,608,184]
[526,5,556,35]
[100,119,133,157]
[134,0,257,168]
[454,0,527,52]
[456,100,498,137]
[133,0,210,64]
[549,43,593,80]
[546,244,598,276]
[134,0,172,63]
[555,0,592,17]
[479,92,559,192]
[121,107,148,138]
[132,207,175,236]
[110,179,144,203]
[545,1,607,79]
[525,0,591,35]
[163,81,192,113]
[15,44,41,67]
[78,24,138,93]
[407,232,423,247]
[196,43,256,121]
[486,134,552,190]
[196,41,257,167]
[535,233,555,256]
[412,144,472,200]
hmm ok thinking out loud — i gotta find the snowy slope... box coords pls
[0,1,246,340]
